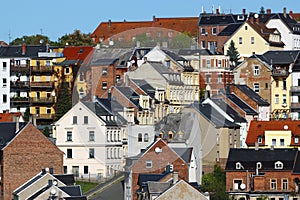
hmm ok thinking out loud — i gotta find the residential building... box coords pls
[0,122,63,200]
[13,168,86,200]
[246,119,300,148]
[233,55,272,103]
[54,101,126,181]
[225,148,300,199]
[228,84,270,121]
[198,9,247,54]
[223,18,284,59]
[91,16,198,43]
[289,51,300,119]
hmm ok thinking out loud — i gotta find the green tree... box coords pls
[43,126,50,137]
[259,6,265,14]
[10,34,51,45]
[200,165,229,200]
[58,29,95,46]
[226,40,240,67]
[55,81,72,121]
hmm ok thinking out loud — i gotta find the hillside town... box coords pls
[0,6,300,200]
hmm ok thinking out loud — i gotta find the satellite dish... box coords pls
[53,180,58,186]
[39,39,44,44]
[284,125,288,130]
[50,189,57,195]
[240,183,246,190]
[155,147,162,153]
[254,13,259,19]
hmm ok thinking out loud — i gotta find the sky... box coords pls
[1,0,299,43]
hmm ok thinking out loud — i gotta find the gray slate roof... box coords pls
[234,85,270,106]
[225,93,258,115]
[0,45,47,58]
[218,23,243,36]
[198,14,247,26]
[254,50,300,65]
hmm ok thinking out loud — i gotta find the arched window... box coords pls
[138,133,142,142]
[144,133,149,142]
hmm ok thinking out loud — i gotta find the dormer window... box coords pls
[274,161,283,169]
[236,162,244,170]
[295,137,299,144]
[256,162,262,169]
[258,136,262,144]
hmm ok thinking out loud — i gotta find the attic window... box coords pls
[256,162,262,169]
[258,136,262,144]
[78,48,83,53]
[274,161,283,169]
[238,15,244,20]
[295,137,299,144]
[236,162,244,170]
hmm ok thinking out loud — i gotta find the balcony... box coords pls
[291,102,300,111]
[272,68,288,77]
[291,86,300,94]
[10,64,30,74]
[10,81,30,89]
[31,66,53,73]
[35,114,55,120]
[30,81,54,89]
[10,97,29,104]
[30,97,55,104]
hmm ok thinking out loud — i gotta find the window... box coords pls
[201,28,206,35]
[295,137,299,144]
[102,68,107,76]
[79,73,84,82]
[146,160,152,168]
[205,74,211,84]
[218,74,222,83]
[65,67,70,74]
[46,107,51,114]
[270,179,277,190]
[73,116,77,124]
[275,94,279,104]
[67,131,72,141]
[102,82,107,90]
[283,78,287,90]
[89,131,95,141]
[282,179,288,190]
[168,31,173,37]
[63,166,67,174]
[201,41,205,49]
[2,62,7,71]
[116,75,121,83]
[3,95,7,103]
[218,60,222,68]
[254,66,259,76]
[245,25,248,30]
[166,60,170,68]
[275,161,283,169]
[138,133,142,142]
[144,133,149,142]
[254,83,259,92]
[251,37,254,44]
[2,78,7,87]
[233,179,243,190]
[272,139,276,146]
[107,148,110,159]
[212,27,217,35]
[258,137,262,144]
[89,148,95,158]
[283,94,287,105]
[239,37,243,44]
[46,60,51,67]
[280,139,284,146]
[265,83,268,89]
[276,80,279,87]
[84,116,88,124]
[67,149,72,158]
[84,166,89,174]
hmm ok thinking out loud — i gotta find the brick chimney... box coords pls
[242,9,246,15]
[266,9,271,14]
[283,7,287,18]
[216,9,220,15]
[22,43,26,55]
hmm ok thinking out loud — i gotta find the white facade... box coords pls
[127,124,155,157]
[266,19,300,50]
[0,58,10,112]
[54,101,124,181]
[290,71,300,119]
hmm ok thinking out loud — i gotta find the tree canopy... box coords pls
[226,40,240,67]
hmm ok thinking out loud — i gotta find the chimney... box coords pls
[283,7,287,18]
[22,43,26,55]
[172,171,178,184]
[216,9,220,15]
[108,88,111,101]
[108,19,111,27]
[49,167,54,174]
[256,17,259,24]
[242,9,246,15]
[255,142,259,150]
[266,9,271,14]
[249,17,254,24]
[48,179,53,187]
[153,15,156,22]
[15,116,19,132]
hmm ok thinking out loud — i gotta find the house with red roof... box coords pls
[246,119,300,148]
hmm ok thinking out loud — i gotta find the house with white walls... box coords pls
[53,101,127,181]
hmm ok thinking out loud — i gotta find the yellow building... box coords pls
[224,19,284,59]
[30,48,65,125]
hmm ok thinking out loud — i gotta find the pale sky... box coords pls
[1,0,298,43]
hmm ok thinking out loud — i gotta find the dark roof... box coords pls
[178,48,212,56]
[172,147,192,163]
[64,197,87,200]
[234,85,270,106]
[218,23,243,36]
[55,59,78,66]
[225,148,298,171]
[131,79,155,98]
[54,174,75,185]
[147,181,171,194]
[256,50,300,65]
[161,49,187,61]
[225,93,258,115]
[115,86,140,99]
[91,58,118,66]
[0,45,47,58]
[0,122,27,150]
[189,102,240,128]
[138,173,168,186]
[149,61,172,74]
[59,185,82,196]
[211,98,247,123]
[198,14,247,26]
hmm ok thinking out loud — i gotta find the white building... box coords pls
[0,58,10,112]
[54,101,126,181]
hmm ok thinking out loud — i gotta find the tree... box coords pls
[200,165,229,200]
[55,81,72,121]
[10,34,51,45]
[259,6,265,14]
[226,40,240,67]
[58,29,95,46]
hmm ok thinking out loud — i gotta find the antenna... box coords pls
[8,30,12,44]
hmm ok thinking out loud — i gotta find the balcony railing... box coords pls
[30,97,55,104]
[30,81,54,89]
[35,114,55,120]
[31,66,53,73]
[10,97,29,103]
[291,86,300,93]
[291,102,300,109]
[10,65,30,73]
[10,81,30,88]
[272,69,288,77]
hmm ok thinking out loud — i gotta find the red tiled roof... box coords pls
[290,12,300,21]
[0,41,8,46]
[0,113,22,122]
[92,17,199,43]
[246,119,300,146]
[63,46,94,62]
